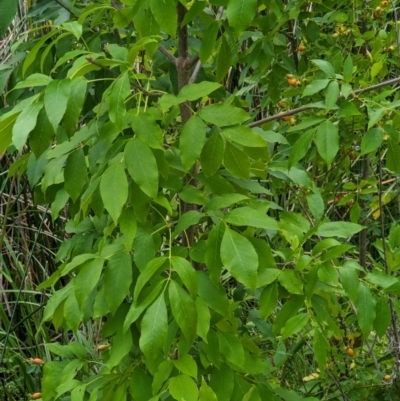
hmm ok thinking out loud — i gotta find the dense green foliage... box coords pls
[1,0,400,400]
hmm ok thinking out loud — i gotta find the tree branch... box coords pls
[158,45,177,65]
[247,76,400,128]
[85,57,163,97]
[54,0,78,18]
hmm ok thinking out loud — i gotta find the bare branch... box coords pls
[248,76,400,128]
[54,0,78,18]
[158,45,177,65]
[189,60,202,84]
[85,57,163,97]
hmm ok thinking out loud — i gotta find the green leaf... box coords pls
[12,102,43,152]
[130,368,153,401]
[313,329,329,373]
[149,0,177,37]
[62,77,87,137]
[173,354,197,378]
[198,104,250,127]
[172,210,204,238]
[311,60,336,78]
[169,280,197,345]
[374,296,391,338]
[218,331,245,367]
[109,72,131,132]
[125,137,159,198]
[205,222,225,283]
[223,142,250,180]
[386,141,400,173]
[307,188,324,221]
[128,37,159,64]
[169,374,198,401]
[196,297,210,342]
[226,0,257,33]
[302,79,331,97]
[199,21,219,63]
[281,313,309,339]
[356,283,376,337]
[288,129,315,169]
[325,80,339,111]
[179,82,222,102]
[222,126,267,148]
[30,108,54,157]
[62,21,83,40]
[44,79,71,132]
[343,55,353,82]
[273,295,305,334]
[316,222,364,238]
[287,117,325,133]
[13,73,52,90]
[338,265,359,303]
[206,193,249,211]
[361,128,383,155]
[171,256,198,299]
[100,162,128,223]
[224,206,279,230]
[139,293,168,363]
[134,257,167,303]
[259,283,278,319]
[130,111,163,149]
[64,148,87,202]
[180,115,206,171]
[104,250,132,314]
[315,121,339,166]
[200,133,224,177]
[0,0,17,34]
[120,207,137,250]
[278,270,303,295]
[0,113,18,154]
[197,271,230,316]
[74,258,104,308]
[209,364,234,401]
[371,61,383,79]
[199,378,218,401]
[220,227,258,289]
[368,108,385,130]
[217,35,232,82]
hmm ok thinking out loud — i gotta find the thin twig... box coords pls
[248,76,400,128]
[158,45,177,65]
[85,57,163,97]
[54,0,78,18]
[189,60,201,84]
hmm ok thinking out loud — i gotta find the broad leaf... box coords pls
[224,206,279,230]
[200,133,224,177]
[198,104,250,127]
[130,112,163,149]
[220,227,258,289]
[316,222,364,238]
[315,120,339,166]
[356,283,376,337]
[109,72,131,131]
[44,79,71,132]
[104,250,132,314]
[169,374,198,401]
[222,126,267,148]
[180,115,206,171]
[125,138,159,198]
[12,102,43,152]
[100,162,128,223]
[223,142,250,180]
[139,294,168,363]
[226,0,257,33]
